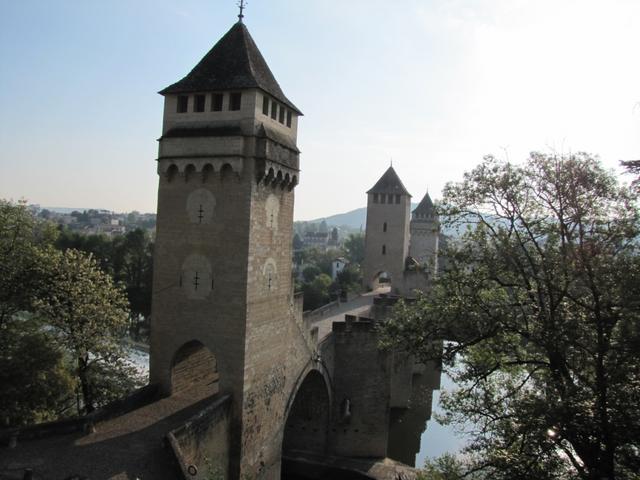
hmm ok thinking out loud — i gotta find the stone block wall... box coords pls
[168,395,233,479]
[328,319,391,458]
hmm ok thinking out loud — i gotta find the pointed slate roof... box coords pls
[159,22,302,114]
[367,166,411,196]
[413,191,436,216]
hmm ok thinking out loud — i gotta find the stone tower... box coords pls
[362,166,411,291]
[149,20,301,477]
[409,191,440,275]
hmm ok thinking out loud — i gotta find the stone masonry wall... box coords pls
[239,171,317,479]
[363,193,411,292]
[168,395,233,479]
[328,319,391,458]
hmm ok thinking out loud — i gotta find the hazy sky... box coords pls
[1,0,639,220]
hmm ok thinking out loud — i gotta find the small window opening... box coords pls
[381,194,386,204]
[212,93,223,112]
[177,95,188,113]
[382,245,386,255]
[194,94,205,112]
[230,92,242,111]
[271,102,278,120]
[373,193,379,203]
[383,222,387,232]
[388,194,394,204]
[286,110,292,127]
[262,96,270,115]
[279,106,285,124]
[395,194,401,204]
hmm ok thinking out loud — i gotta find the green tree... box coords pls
[34,249,143,414]
[302,273,332,311]
[344,232,365,264]
[112,229,154,339]
[336,264,362,293]
[0,314,75,426]
[0,200,56,327]
[381,153,640,479]
[56,227,154,340]
[302,265,321,283]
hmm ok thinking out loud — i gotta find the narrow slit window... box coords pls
[230,92,242,111]
[279,106,285,124]
[286,110,292,127]
[212,93,223,111]
[388,194,394,204]
[373,193,379,203]
[271,102,278,120]
[262,96,270,115]
[383,222,387,232]
[177,95,188,113]
[382,245,386,255]
[381,194,386,204]
[395,194,401,204]
[194,94,205,112]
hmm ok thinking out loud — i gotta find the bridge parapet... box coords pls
[166,394,232,480]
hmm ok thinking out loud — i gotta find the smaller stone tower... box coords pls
[409,191,440,275]
[362,166,411,291]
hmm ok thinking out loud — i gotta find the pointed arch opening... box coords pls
[282,370,330,456]
[184,164,197,182]
[170,340,219,396]
[165,164,179,182]
[372,271,392,290]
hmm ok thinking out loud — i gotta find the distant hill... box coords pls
[304,204,466,239]
[307,204,419,230]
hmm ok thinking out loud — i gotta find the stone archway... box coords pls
[282,370,330,455]
[372,270,392,290]
[170,340,219,396]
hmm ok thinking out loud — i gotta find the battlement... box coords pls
[332,315,376,333]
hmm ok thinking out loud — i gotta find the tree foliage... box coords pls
[0,201,143,423]
[381,153,640,479]
[0,314,75,426]
[55,227,154,340]
[344,232,365,264]
[34,249,142,414]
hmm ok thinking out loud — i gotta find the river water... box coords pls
[387,364,468,469]
[126,348,466,469]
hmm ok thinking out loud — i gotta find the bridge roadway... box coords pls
[307,287,390,342]
[0,383,218,480]
[0,289,390,480]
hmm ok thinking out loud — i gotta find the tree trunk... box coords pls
[77,356,94,414]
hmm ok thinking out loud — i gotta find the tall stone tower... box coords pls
[149,20,301,477]
[409,191,440,275]
[362,166,411,291]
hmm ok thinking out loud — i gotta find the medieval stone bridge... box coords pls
[2,289,424,480]
[1,18,442,480]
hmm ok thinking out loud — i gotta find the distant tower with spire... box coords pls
[409,191,440,275]
[362,166,412,291]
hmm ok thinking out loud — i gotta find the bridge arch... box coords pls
[282,367,331,455]
[371,270,392,289]
[170,340,219,396]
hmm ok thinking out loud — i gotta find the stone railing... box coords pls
[0,384,159,446]
[165,394,232,480]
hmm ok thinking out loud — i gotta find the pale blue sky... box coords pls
[1,0,639,219]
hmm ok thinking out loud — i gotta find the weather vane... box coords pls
[238,0,247,22]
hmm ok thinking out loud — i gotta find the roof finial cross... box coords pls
[237,0,247,22]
